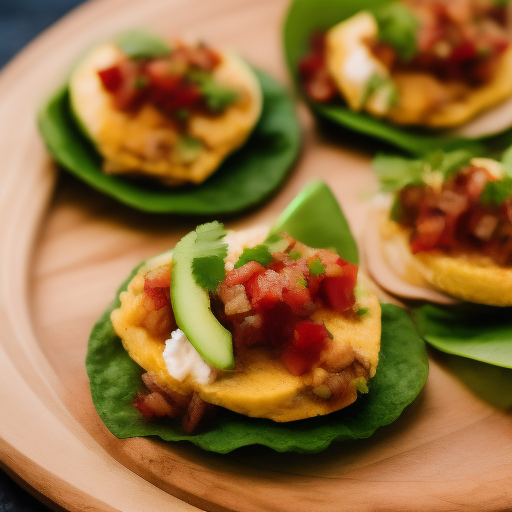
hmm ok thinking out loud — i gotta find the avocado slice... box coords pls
[171,230,235,370]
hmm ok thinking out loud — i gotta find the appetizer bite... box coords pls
[298,0,512,129]
[110,222,381,432]
[70,32,262,185]
[87,182,428,452]
[38,30,300,214]
[367,149,512,305]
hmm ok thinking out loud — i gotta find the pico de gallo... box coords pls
[131,234,369,432]
[392,164,512,265]
[299,0,511,103]
[97,40,238,117]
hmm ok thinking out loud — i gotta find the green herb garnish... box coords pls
[190,221,228,291]
[235,244,274,269]
[190,71,239,112]
[373,149,473,193]
[500,144,512,177]
[480,177,512,206]
[288,249,302,261]
[361,73,398,110]
[307,257,326,276]
[175,135,203,163]
[115,29,171,59]
[373,3,420,62]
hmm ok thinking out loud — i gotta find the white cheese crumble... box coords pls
[163,329,217,385]
[343,46,378,86]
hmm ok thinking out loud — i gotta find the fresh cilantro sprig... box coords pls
[373,3,420,62]
[373,149,473,193]
[190,221,228,291]
[115,30,172,59]
[500,144,512,177]
[190,71,239,112]
[480,177,512,206]
[235,245,274,268]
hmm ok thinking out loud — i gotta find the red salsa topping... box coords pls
[214,235,359,376]
[394,165,512,265]
[97,41,235,117]
[298,0,511,103]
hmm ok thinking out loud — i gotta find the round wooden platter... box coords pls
[1,0,512,510]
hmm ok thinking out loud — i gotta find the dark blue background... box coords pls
[1,2,85,509]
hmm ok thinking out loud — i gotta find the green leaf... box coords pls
[479,177,512,206]
[373,2,419,62]
[282,0,491,156]
[37,69,300,215]
[373,153,424,192]
[193,221,228,259]
[373,149,474,193]
[415,304,512,368]
[192,256,226,291]
[235,245,273,268]
[87,299,428,453]
[189,221,228,291]
[307,257,326,275]
[174,136,203,163]
[268,181,359,265]
[114,29,171,59]
[500,144,512,177]
[191,71,239,112]
[86,183,428,452]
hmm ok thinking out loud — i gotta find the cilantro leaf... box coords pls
[192,256,227,291]
[307,258,326,276]
[480,177,512,206]
[189,221,228,291]
[190,71,238,112]
[372,154,424,192]
[361,74,398,110]
[194,221,228,259]
[115,30,171,59]
[373,3,419,62]
[235,245,274,268]
[373,149,473,193]
[501,144,512,177]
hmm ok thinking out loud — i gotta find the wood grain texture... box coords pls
[0,0,511,511]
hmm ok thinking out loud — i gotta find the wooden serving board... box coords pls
[0,0,511,510]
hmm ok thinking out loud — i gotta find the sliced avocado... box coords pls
[171,230,235,370]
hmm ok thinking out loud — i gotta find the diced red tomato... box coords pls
[321,275,356,312]
[98,65,123,92]
[292,320,329,353]
[224,261,265,287]
[245,269,283,311]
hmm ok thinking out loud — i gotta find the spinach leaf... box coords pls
[37,69,300,215]
[86,183,428,453]
[283,0,495,155]
[415,304,512,368]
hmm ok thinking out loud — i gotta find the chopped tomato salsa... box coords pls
[214,235,359,375]
[298,0,511,104]
[97,41,236,117]
[394,165,512,265]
